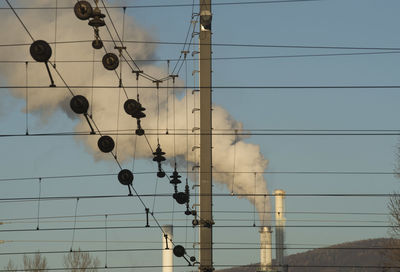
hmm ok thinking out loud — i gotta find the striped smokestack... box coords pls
[259,226,273,271]
[162,225,173,272]
[275,189,286,271]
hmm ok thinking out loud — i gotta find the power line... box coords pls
[1,218,389,225]
[0,210,388,223]
[0,170,397,183]
[2,131,400,138]
[0,0,322,10]
[1,264,400,271]
[0,224,396,233]
[0,1,397,268]
[1,240,392,247]
[0,193,396,203]
[3,39,400,51]
[0,245,399,257]
[4,127,400,133]
[4,0,34,41]
[2,50,400,64]
[2,0,169,203]
[3,84,400,89]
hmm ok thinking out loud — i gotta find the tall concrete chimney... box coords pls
[259,226,273,271]
[162,225,173,272]
[275,189,286,271]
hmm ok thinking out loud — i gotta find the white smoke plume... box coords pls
[0,0,271,224]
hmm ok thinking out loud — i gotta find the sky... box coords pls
[1,0,400,271]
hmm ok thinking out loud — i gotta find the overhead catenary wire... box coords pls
[1,1,399,269]
[97,31,129,99]
[1,2,174,247]
[3,131,400,137]
[24,61,29,135]
[0,193,397,204]
[5,84,400,90]
[0,210,389,223]
[4,39,400,51]
[3,264,400,271]
[70,197,79,251]
[0,0,323,11]
[0,218,390,225]
[0,225,397,234]
[90,47,96,117]
[98,0,159,83]
[0,169,397,183]
[4,0,35,41]
[104,214,108,268]
[53,0,58,68]
[36,178,42,230]
[3,0,167,190]
[127,184,184,256]
[2,245,400,258]
[169,6,198,77]
[5,0,70,98]
[1,240,392,247]
[4,50,400,63]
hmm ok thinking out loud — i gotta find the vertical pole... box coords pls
[199,0,213,271]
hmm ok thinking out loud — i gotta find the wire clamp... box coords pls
[132,70,143,80]
[153,79,163,89]
[169,74,178,84]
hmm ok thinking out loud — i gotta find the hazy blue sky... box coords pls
[1,0,400,270]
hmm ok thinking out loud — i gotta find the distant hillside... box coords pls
[219,238,400,272]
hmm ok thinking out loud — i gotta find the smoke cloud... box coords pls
[0,1,271,224]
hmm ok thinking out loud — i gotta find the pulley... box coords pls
[124,99,140,116]
[74,1,93,20]
[30,40,52,63]
[173,245,186,258]
[132,110,146,119]
[70,95,89,115]
[92,39,103,49]
[102,53,119,71]
[174,192,188,205]
[118,169,134,186]
[131,103,146,119]
[97,135,115,153]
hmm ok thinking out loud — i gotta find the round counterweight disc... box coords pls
[97,136,115,153]
[70,95,89,114]
[102,53,119,70]
[74,1,93,20]
[118,169,134,186]
[30,40,52,63]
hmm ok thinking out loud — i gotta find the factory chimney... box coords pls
[275,189,286,271]
[162,225,173,272]
[259,226,273,271]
